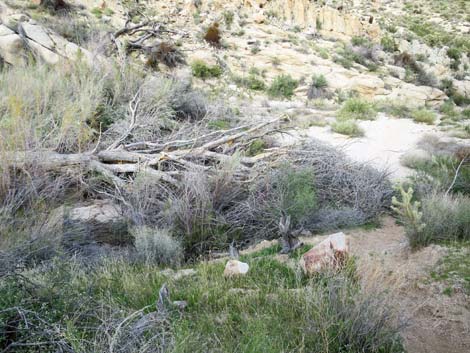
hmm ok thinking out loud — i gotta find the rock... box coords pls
[0,24,26,65]
[173,268,197,280]
[387,83,447,107]
[49,201,132,252]
[300,232,349,275]
[453,79,470,97]
[172,300,188,311]
[224,260,249,277]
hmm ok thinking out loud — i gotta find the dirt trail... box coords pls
[347,217,470,353]
[242,217,470,353]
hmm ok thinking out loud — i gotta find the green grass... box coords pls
[337,98,377,121]
[267,74,298,99]
[208,119,231,130]
[331,120,364,137]
[0,255,404,353]
[430,243,470,295]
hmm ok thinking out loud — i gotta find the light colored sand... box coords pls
[281,114,441,179]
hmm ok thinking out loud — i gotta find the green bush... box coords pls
[351,36,370,47]
[439,100,459,119]
[447,47,461,60]
[331,120,364,137]
[191,60,222,79]
[311,74,328,88]
[233,74,266,91]
[462,108,470,119]
[247,139,267,156]
[267,74,298,98]
[377,102,412,119]
[411,108,437,124]
[337,98,377,120]
[380,35,397,52]
[271,167,317,226]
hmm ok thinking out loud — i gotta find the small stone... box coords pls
[224,260,249,277]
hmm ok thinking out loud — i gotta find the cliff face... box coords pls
[266,0,380,38]
[186,0,380,39]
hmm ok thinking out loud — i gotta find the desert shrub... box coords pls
[268,166,317,226]
[351,36,370,47]
[156,162,245,257]
[396,190,470,247]
[463,108,470,119]
[133,226,183,266]
[377,101,412,119]
[39,0,68,11]
[0,61,104,153]
[447,47,461,61]
[380,35,397,52]
[307,74,330,100]
[407,155,470,195]
[247,139,267,156]
[439,100,458,119]
[411,108,437,124]
[229,141,392,237]
[331,120,364,137]
[223,11,234,28]
[147,42,185,69]
[415,68,437,87]
[337,44,380,71]
[191,60,222,79]
[204,22,221,47]
[233,74,266,91]
[267,74,298,98]
[337,98,377,120]
[394,52,437,87]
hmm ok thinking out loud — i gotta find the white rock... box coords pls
[224,260,249,277]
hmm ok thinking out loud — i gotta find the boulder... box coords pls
[0,24,26,65]
[49,201,132,252]
[224,260,249,277]
[300,232,349,275]
[387,84,447,107]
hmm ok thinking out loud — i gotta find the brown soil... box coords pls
[242,216,470,353]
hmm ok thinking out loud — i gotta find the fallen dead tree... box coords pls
[5,117,283,190]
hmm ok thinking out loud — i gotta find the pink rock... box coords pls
[301,232,349,275]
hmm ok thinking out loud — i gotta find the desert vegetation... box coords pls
[0,0,469,351]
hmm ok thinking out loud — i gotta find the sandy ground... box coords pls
[280,114,441,179]
[242,217,470,353]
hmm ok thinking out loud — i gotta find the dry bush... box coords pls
[204,22,221,47]
[0,61,110,153]
[228,140,392,239]
[147,42,185,69]
[133,227,183,266]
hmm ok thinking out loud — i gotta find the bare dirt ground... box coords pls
[242,216,470,353]
[349,217,470,353]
